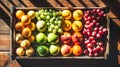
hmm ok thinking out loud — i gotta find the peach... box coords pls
[21,15,31,25]
[22,28,31,38]
[27,35,35,43]
[20,39,31,49]
[15,22,24,31]
[16,47,25,56]
[61,44,72,56]
[27,10,35,19]
[26,22,35,31]
[26,47,34,56]
[16,10,25,19]
[15,33,24,43]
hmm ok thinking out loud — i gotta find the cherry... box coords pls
[91,40,96,44]
[96,33,101,38]
[92,31,97,37]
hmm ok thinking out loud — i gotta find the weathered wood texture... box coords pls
[0,0,120,67]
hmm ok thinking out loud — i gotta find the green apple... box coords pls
[36,33,47,44]
[36,20,47,32]
[47,33,59,44]
[37,45,48,56]
[49,44,60,56]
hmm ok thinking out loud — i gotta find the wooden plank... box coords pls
[0,34,10,51]
[0,19,10,33]
[0,19,10,51]
[0,52,10,67]
[0,52,21,67]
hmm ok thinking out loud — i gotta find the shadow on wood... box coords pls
[29,0,52,7]
[102,0,120,18]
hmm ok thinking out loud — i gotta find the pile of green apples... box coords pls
[35,9,63,56]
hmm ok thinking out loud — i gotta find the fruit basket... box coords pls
[11,7,109,60]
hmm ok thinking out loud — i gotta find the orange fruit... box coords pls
[15,22,24,31]
[62,10,72,19]
[26,22,35,31]
[28,35,35,43]
[73,10,83,20]
[72,44,83,56]
[22,28,31,38]
[72,21,83,32]
[21,15,31,25]
[16,10,25,19]
[62,20,72,31]
[20,39,31,49]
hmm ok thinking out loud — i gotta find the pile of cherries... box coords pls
[83,8,108,57]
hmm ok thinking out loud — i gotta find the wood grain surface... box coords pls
[0,0,120,67]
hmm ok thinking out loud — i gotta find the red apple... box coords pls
[72,32,83,44]
[61,32,71,44]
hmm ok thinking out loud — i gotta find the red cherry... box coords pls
[87,43,93,48]
[103,28,108,33]
[84,40,90,45]
[94,53,99,57]
[88,48,93,53]
[98,30,103,35]
[92,31,97,37]
[94,27,99,32]
[86,21,90,25]
[84,49,89,55]
[89,36,94,41]
[87,16,92,21]
[96,33,101,38]
[91,40,96,44]
[96,9,101,13]
[98,42,103,46]
[84,13,89,18]
[96,22,100,27]
[99,26,103,30]
[93,9,96,13]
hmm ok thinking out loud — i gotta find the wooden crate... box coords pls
[11,7,110,60]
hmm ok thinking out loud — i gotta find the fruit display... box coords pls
[13,7,108,58]
[15,10,35,56]
[83,9,108,57]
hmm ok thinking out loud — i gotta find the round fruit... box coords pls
[16,47,25,56]
[20,39,31,49]
[73,10,83,20]
[72,32,83,44]
[28,35,35,43]
[21,15,31,25]
[61,32,71,44]
[72,44,83,56]
[15,33,24,43]
[37,45,49,56]
[47,33,59,44]
[62,10,72,19]
[72,21,83,32]
[36,33,47,44]
[26,22,35,31]
[61,44,72,57]
[36,20,47,32]
[15,22,24,31]
[62,20,72,31]
[27,10,35,19]
[22,28,31,38]
[49,44,60,56]
[16,10,25,19]
[26,47,34,56]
